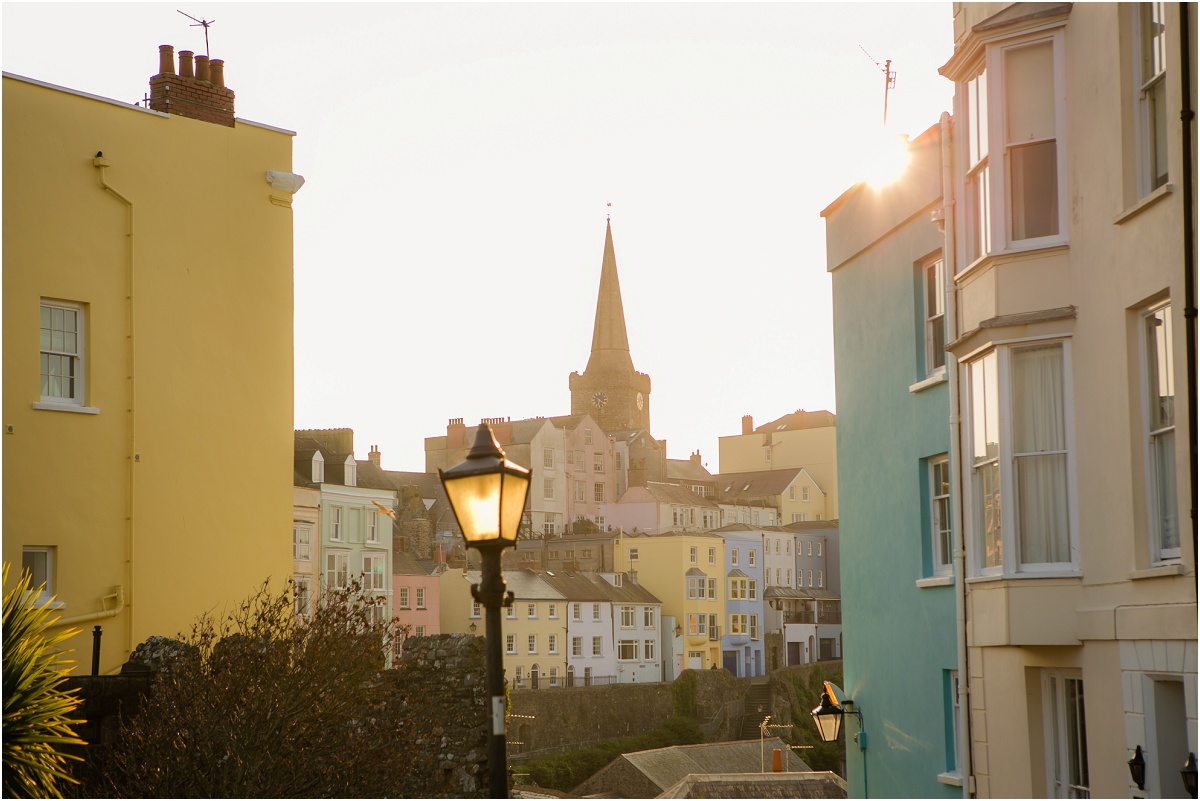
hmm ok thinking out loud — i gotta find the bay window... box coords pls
[967,340,1075,575]
[959,26,1066,265]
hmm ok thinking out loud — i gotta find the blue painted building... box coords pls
[824,122,962,797]
[720,526,766,677]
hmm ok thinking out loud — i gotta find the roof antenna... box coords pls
[858,45,897,127]
[178,10,215,58]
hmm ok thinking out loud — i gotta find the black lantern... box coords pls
[1182,752,1197,799]
[1128,745,1146,791]
[439,423,532,799]
[810,684,844,742]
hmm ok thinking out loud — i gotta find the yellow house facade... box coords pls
[3,55,298,674]
[612,531,726,670]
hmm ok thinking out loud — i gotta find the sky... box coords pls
[3,2,955,473]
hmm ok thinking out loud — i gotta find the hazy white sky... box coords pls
[4,2,954,473]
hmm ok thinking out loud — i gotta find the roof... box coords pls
[460,569,564,601]
[782,520,840,533]
[623,738,801,793]
[583,219,635,374]
[716,469,805,501]
[640,482,720,508]
[658,771,846,799]
[621,529,724,540]
[393,550,440,577]
[753,409,836,434]
[763,587,840,601]
[665,458,715,483]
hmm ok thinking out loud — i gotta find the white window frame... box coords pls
[708,547,716,565]
[644,607,656,628]
[362,553,386,591]
[592,603,601,622]
[293,574,311,616]
[592,636,603,657]
[506,634,516,654]
[1133,3,1169,197]
[366,509,377,543]
[330,506,344,541]
[930,455,953,576]
[961,28,1068,267]
[572,603,582,621]
[572,636,583,656]
[544,448,554,469]
[325,551,349,589]
[618,639,638,661]
[748,549,756,567]
[1042,669,1089,798]
[548,634,558,654]
[1141,301,1179,562]
[621,606,635,628]
[344,458,356,487]
[644,639,656,660]
[689,546,697,564]
[471,600,481,618]
[594,483,605,503]
[415,625,425,637]
[543,477,555,500]
[528,603,537,619]
[38,300,86,407]
[21,546,56,605]
[399,586,410,609]
[293,525,311,561]
[528,634,537,654]
[964,339,1078,577]
[415,587,425,609]
[923,255,947,376]
[548,603,558,619]
[628,547,639,562]
[312,452,324,483]
[575,480,586,502]
[731,549,739,566]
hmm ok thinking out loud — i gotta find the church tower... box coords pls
[569,219,652,433]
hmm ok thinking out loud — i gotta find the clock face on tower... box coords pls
[592,391,608,410]
[636,392,644,411]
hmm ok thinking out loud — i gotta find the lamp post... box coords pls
[439,423,531,800]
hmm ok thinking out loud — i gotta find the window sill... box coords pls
[966,570,1081,584]
[1114,183,1173,225]
[32,401,99,415]
[937,771,963,788]
[916,576,954,588]
[909,369,948,394]
[1128,563,1183,581]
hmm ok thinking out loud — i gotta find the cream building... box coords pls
[939,3,1197,797]
[3,49,299,674]
[718,410,839,519]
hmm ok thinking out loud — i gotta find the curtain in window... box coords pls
[1011,344,1069,564]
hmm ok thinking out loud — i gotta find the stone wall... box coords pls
[388,633,489,797]
[506,682,674,758]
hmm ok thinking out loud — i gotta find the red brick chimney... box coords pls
[149,44,235,127]
[690,450,702,465]
[447,418,466,449]
[742,415,754,435]
[368,445,382,467]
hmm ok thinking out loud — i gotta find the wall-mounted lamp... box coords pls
[674,624,683,638]
[810,681,866,749]
[1128,745,1146,791]
[469,622,478,634]
[1183,752,1197,799]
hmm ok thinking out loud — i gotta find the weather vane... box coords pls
[606,200,611,221]
[859,45,897,127]
[178,10,215,58]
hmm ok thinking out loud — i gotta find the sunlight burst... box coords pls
[863,133,913,188]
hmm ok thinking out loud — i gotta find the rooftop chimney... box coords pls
[690,450,702,465]
[742,415,754,435]
[368,445,382,467]
[148,44,235,127]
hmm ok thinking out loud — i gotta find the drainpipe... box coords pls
[93,154,137,665]
[1179,2,1198,589]
[938,111,975,798]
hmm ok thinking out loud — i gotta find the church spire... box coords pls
[586,218,634,372]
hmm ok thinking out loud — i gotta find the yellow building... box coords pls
[612,531,725,671]
[3,49,300,674]
[718,410,839,519]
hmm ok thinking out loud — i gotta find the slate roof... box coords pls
[460,569,564,601]
[623,738,800,793]
[665,459,714,483]
[621,529,724,541]
[715,468,805,501]
[782,520,841,532]
[763,587,840,601]
[753,409,836,433]
[524,571,662,606]
[658,771,847,799]
[294,431,354,488]
[640,482,720,508]
[393,550,440,577]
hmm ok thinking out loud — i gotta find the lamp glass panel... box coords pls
[445,471,503,542]
[811,709,842,742]
[499,470,531,543]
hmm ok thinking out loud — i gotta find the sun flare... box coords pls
[863,133,913,188]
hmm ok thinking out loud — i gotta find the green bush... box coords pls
[522,715,702,792]
[671,670,698,717]
[2,563,85,799]
[787,665,846,773]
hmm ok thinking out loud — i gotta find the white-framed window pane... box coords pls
[1045,671,1090,798]
[39,302,83,402]
[1011,344,1069,565]
[1145,304,1178,554]
[644,639,655,660]
[1138,3,1169,192]
[1004,41,1058,241]
[293,575,311,616]
[931,457,952,572]
[415,587,425,608]
[925,257,946,373]
[543,478,555,500]
[1009,140,1059,240]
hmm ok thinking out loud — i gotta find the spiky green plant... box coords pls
[3,563,85,798]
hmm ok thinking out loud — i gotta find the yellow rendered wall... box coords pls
[2,76,295,673]
[718,427,839,518]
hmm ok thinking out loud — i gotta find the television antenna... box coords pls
[178,10,215,58]
[859,45,897,127]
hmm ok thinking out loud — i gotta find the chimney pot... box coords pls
[158,44,176,75]
[209,58,225,88]
[179,50,194,78]
[742,415,754,435]
[195,55,210,83]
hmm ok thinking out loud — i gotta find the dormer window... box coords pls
[312,451,325,483]
[344,456,356,487]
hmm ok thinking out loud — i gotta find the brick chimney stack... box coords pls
[368,445,382,467]
[149,44,235,127]
[742,415,754,435]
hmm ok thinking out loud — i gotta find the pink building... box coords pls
[393,551,443,643]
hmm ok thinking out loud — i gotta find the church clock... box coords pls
[592,391,608,410]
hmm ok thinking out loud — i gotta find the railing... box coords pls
[511,674,621,689]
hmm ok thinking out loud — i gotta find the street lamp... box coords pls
[439,423,531,799]
[1128,745,1146,791]
[811,681,868,795]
